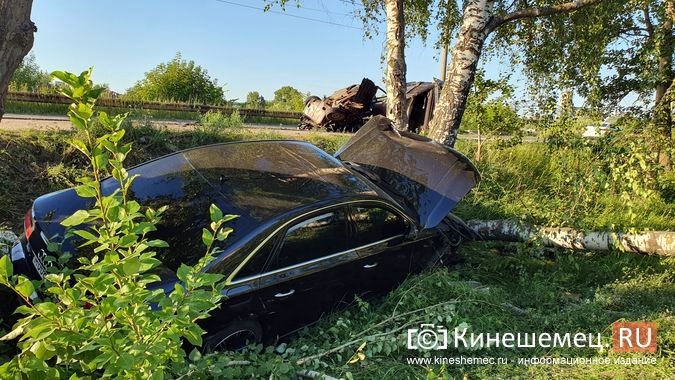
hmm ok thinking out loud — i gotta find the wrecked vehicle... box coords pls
[9,116,479,350]
[299,78,441,133]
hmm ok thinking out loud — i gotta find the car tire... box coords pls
[203,319,263,352]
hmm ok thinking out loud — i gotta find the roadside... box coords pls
[0,113,306,135]
[0,114,535,142]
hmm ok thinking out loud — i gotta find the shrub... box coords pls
[197,110,243,134]
[0,69,236,378]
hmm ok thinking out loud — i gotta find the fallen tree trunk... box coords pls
[468,220,675,257]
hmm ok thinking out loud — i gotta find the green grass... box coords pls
[283,241,674,379]
[453,140,675,231]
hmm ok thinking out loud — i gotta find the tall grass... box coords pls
[454,139,675,231]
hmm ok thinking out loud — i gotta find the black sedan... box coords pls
[9,116,480,350]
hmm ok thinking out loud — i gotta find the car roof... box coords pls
[123,140,379,249]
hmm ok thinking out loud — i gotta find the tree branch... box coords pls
[643,0,654,37]
[489,0,603,31]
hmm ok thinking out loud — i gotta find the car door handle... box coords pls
[363,263,378,269]
[274,289,295,298]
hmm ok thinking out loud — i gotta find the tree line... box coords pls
[7,51,309,112]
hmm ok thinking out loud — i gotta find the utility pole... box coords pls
[440,40,449,81]
[439,0,451,82]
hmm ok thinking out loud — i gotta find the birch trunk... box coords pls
[0,0,36,122]
[427,0,493,146]
[469,220,675,257]
[654,0,673,169]
[384,0,408,130]
[427,0,601,147]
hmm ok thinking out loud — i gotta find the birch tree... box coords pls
[0,0,36,121]
[384,0,408,128]
[426,0,602,146]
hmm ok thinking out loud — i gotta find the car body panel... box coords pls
[335,115,481,229]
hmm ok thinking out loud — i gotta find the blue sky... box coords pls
[30,0,515,102]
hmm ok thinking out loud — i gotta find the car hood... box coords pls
[334,115,480,230]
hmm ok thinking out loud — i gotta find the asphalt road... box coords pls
[0,113,539,142]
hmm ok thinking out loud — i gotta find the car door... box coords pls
[349,204,415,295]
[254,207,362,337]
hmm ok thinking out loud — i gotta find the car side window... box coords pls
[351,206,407,247]
[232,234,279,280]
[267,210,350,271]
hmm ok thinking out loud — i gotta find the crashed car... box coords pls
[9,116,479,350]
[300,78,441,133]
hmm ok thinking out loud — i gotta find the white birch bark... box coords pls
[427,0,493,146]
[384,0,408,130]
[468,220,675,256]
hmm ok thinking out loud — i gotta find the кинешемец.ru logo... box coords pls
[406,322,658,353]
[612,322,657,353]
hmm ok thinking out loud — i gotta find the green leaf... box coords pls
[216,227,234,241]
[15,277,35,299]
[188,348,202,362]
[202,228,214,247]
[72,229,98,241]
[118,353,134,370]
[182,324,204,346]
[176,264,190,283]
[209,204,223,223]
[222,214,239,223]
[70,139,90,155]
[51,70,79,87]
[146,239,169,248]
[0,325,24,341]
[72,102,94,121]
[61,210,90,227]
[122,257,141,275]
[94,152,109,169]
[0,255,13,280]
[68,114,87,130]
[75,184,98,198]
[119,234,138,248]
[30,341,55,361]
[34,302,58,317]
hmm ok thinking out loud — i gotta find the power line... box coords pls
[286,1,352,16]
[214,0,363,30]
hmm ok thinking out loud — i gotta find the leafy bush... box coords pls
[658,171,675,202]
[8,53,51,93]
[197,110,243,132]
[0,69,236,378]
[125,53,225,105]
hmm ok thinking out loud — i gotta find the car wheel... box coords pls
[204,320,263,352]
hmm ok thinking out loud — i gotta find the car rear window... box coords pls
[351,206,407,247]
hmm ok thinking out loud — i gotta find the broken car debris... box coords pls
[299,78,442,133]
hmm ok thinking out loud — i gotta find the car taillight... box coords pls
[24,208,35,239]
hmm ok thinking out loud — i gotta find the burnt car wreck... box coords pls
[299,78,441,133]
[9,116,479,351]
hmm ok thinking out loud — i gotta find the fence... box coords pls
[7,92,302,120]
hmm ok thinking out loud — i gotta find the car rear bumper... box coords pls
[10,239,42,280]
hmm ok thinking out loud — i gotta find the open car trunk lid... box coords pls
[335,115,480,230]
